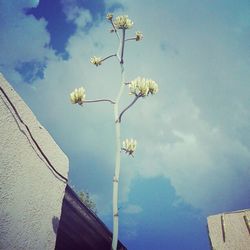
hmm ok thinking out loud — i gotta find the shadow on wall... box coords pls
[52,216,60,235]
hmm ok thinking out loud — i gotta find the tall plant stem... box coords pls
[112,29,126,250]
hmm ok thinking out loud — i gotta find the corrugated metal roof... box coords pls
[55,185,127,250]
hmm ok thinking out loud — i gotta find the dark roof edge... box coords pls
[55,185,127,250]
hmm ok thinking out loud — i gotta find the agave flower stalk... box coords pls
[70,14,158,250]
[112,27,126,250]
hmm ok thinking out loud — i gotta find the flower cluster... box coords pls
[122,138,137,155]
[70,87,86,105]
[90,56,102,66]
[113,15,133,29]
[129,77,159,97]
[106,13,113,21]
[135,31,143,41]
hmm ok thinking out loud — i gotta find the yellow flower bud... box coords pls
[122,138,137,155]
[129,77,158,96]
[113,15,133,29]
[70,87,86,105]
[147,79,159,95]
[135,31,143,41]
[106,13,113,21]
[90,56,102,66]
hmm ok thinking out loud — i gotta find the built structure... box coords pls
[0,74,126,250]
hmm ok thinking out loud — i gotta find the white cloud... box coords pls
[107,1,250,213]
[1,0,250,215]
[62,4,92,30]
[123,204,143,214]
[0,0,55,84]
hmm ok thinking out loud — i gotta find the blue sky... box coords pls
[1,0,250,249]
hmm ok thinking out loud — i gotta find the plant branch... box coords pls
[100,54,117,63]
[125,37,136,42]
[111,20,120,41]
[120,29,126,64]
[118,95,141,122]
[83,99,115,104]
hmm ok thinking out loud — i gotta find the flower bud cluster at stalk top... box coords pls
[129,77,159,97]
[113,15,133,29]
[122,139,137,155]
[70,87,86,105]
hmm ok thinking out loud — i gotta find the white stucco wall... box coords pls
[207,209,250,250]
[0,73,69,250]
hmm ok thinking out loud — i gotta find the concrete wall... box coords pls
[0,74,69,250]
[207,209,250,250]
